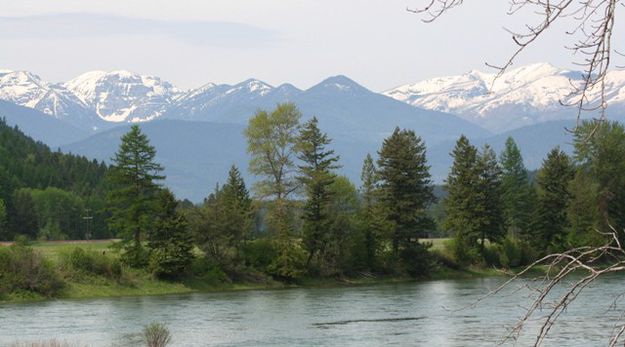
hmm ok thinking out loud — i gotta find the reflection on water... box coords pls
[0,276,623,346]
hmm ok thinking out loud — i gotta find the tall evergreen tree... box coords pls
[500,137,531,237]
[573,121,625,238]
[533,147,574,251]
[476,144,504,250]
[148,189,194,278]
[444,136,481,262]
[107,125,165,267]
[358,153,381,269]
[296,117,340,268]
[377,128,435,258]
[220,165,254,259]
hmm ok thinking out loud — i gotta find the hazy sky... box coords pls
[0,0,595,91]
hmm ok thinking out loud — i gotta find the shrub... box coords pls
[0,245,64,298]
[189,257,230,285]
[61,247,122,280]
[242,239,278,271]
[142,322,172,347]
[400,242,434,277]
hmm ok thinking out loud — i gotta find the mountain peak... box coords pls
[312,75,369,94]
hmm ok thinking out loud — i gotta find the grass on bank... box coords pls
[0,238,513,303]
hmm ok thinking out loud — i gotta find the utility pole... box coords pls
[83,208,93,240]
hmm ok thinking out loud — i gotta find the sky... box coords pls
[0,0,596,91]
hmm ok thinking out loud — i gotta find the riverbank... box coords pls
[0,239,517,304]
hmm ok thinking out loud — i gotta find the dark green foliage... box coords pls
[500,137,532,237]
[61,247,122,280]
[0,199,6,240]
[26,188,85,240]
[193,168,253,272]
[148,190,194,278]
[355,154,382,271]
[573,121,625,239]
[567,172,601,247]
[11,189,39,239]
[242,239,279,271]
[296,117,340,270]
[532,148,574,251]
[476,145,505,247]
[377,128,436,258]
[444,136,481,263]
[107,125,164,267]
[0,245,64,298]
[0,119,108,240]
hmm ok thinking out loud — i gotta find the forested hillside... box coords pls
[0,118,110,240]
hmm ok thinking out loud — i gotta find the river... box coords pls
[1,276,623,346]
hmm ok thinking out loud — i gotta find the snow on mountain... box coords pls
[384,63,625,132]
[166,78,297,122]
[0,71,101,130]
[64,70,181,122]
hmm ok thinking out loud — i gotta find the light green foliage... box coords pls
[142,322,172,347]
[107,125,165,267]
[25,188,85,240]
[377,128,435,260]
[0,245,64,298]
[245,103,301,201]
[60,247,122,280]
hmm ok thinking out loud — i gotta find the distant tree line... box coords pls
[1,107,622,281]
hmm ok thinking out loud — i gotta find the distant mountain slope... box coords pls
[0,100,89,147]
[62,119,578,202]
[385,63,625,132]
[64,70,181,122]
[428,120,577,182]
[165,75,491,145]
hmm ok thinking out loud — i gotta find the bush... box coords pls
[189,257,230,285]
[484,235,537,269]
[446,237,480,265]
[0,245,64,298]
[142,322,172,347]
[400,243,434,277]
[242,239,278,271]
[61,247,122,280]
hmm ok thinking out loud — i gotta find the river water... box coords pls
[1,276,623,346]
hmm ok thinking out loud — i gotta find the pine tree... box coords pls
[296,117,340,268]
[476,144,505,250]
[500,137,531,237]
[444,135,481,262]
[107,125,165,267]
[11,189,39,239]
[533,147,574,251]
[220,165,253,258]
[377,127,435,258]
[359,153,380,269]
[148,189,194,278]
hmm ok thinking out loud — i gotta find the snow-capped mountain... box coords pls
[165,78,294,122]
[64,70,181,123]
[385,63,625,132]
[0,70,102,130]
